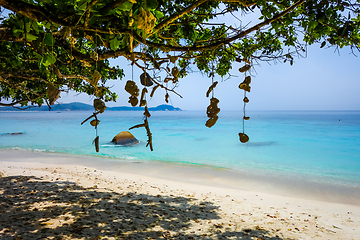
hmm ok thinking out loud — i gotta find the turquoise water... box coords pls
[1,110,360,187]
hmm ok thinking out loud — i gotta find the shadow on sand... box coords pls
[0,175,285,239]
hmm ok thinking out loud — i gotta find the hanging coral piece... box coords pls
[140,88,148,107]
[239,65,251,73]
[129,117,153,151]
[140,72,153,86]
[205,97,220,128]
[125,80,139,106]
[90,51,99,61]
[134,8,157,34]
[93,136,99,152]
[144,106,151,118]
[93,99,106,113]
[90,119,100,126]
[206,81,218,98]
[150,85,159,97]
[90,70,102,87]
[47,84,60,105]
[239,76,251,92]
[239,133,249,143]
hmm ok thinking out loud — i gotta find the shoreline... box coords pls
[1,148,360,205]
[1,149,360,239]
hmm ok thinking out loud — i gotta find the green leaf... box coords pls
[25,21,31,33]
[31,21,39,33]
[24,33,38,41]
[42,54,56,66]
[145,0,157,10]
[34,52,42,61]
[153,10,164,19]
[44,33,56,46]
[13,29,23,37]
[117,1,133,11]
[110,35,121,51]
[78,0,89,11]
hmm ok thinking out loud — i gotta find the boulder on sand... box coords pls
[111,131,139,145]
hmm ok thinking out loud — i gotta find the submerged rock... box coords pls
[111,131,139,145]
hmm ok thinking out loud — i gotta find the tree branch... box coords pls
[99,0,128,14]
[0,100,26,107]
[154,0,209,34]
[0,0,70,26]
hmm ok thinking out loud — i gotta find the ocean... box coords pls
[1,110,360,200]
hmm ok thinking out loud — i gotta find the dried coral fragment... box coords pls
[90,70,102,87]
[171,67,179,78]
[125,80,139,97]
[90,119,100,126]
[239,76,251,92]
[206,81,218,98]
[90,51,99,61]
[93,136,99,152]
[134,8,156,34]
[239,65,251,73]
[239,133,249,143]
[47,84,60,105]
[205,115,219,128]
[94,99,106,113]
[140,73,153,87]
[206,98,220,118]
[128,96,138,107]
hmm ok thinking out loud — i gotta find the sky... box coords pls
[60,44,360,111]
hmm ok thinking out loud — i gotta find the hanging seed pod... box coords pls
[140,73,153,87]
[239,133,249,143]
[165,92,169,103]
[90,119,100,126]
[239,65,251,73]
[94,99,106,113]
[243,97,249,103]
[243,116,250,120]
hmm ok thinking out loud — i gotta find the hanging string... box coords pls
[211,63,215,98]
[243,91,246,133]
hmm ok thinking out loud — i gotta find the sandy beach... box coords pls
[1,149,359,240]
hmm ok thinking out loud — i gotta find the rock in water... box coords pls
[111,131,139,145]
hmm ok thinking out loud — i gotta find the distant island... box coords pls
[0,102,182,111]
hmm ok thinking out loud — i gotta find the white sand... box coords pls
[1,149,359,239]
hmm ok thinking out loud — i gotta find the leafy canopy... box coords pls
[0,0,359,150]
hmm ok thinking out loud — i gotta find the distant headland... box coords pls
[0,102,182,112]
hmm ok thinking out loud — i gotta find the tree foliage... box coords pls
[0,0,359,150]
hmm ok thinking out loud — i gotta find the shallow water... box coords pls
[1,110,360,190]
